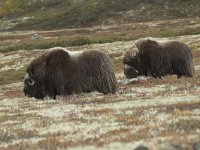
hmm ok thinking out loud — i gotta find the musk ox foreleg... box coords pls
[177,74,182,78]
[46,83,57,99]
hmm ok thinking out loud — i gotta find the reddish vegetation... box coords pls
[0,33,200,149]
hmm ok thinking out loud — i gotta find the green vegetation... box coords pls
[0,0,23,18]
[1,37,91,52]
[0,0,65,18]
[0,35,134,53]
[2,19,200,53]
[1,0,200,31]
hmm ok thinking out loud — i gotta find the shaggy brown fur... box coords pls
[123,39,195,79]
[23,47,118,99]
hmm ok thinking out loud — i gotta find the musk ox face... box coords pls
[23,73,46,99]
[124,64,139,79]
[123,47,142,79]
[23,47,118,99]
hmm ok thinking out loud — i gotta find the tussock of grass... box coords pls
[82,108,116,116]
[0,130,15,143]
[116,115,145,126]
[168,119,200,133]
[14,128,38,139]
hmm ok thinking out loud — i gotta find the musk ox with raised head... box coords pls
[123,38,195,79]
[23,47,118,99]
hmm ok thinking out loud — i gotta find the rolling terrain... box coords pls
[0,22,200,149]
[0,1,200,149]
[1,0,200,31]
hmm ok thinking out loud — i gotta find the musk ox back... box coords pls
[123,38,195,79]
[24,47,118,99]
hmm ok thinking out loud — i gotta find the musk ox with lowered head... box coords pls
[23,47,118,99]
[123,38,195,79]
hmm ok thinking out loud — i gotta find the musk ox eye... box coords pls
[27,79,35,86]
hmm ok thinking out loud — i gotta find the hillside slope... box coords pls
[1,0,200,31]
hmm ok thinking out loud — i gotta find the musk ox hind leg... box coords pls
[175,60,194,78]
[94,70,118,95]
[89,52,118,94]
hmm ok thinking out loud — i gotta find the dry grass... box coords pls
[168,119,200,133]
[0,21,200,149]
[1,18,200,53]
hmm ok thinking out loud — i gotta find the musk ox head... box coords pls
[23,47,118,99]
[23,54,47,99]
[123,43,143,79]
[123,38,195,79]
[23,73,46,99]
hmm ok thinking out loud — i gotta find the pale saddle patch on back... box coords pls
[50,47,83,57]
[66,50,84,57]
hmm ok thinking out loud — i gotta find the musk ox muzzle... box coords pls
[23,47,118,99]
[124,64,139,79]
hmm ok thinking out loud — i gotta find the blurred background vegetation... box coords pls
[1,0,200,31]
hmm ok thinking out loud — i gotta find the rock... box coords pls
[32,33,42,40]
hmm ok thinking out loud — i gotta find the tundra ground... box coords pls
[0,21,200,150]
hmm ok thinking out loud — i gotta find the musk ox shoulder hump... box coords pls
[49,47,83,57]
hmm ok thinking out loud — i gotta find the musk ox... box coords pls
[23,47,118,99]
[123,38,195,79]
